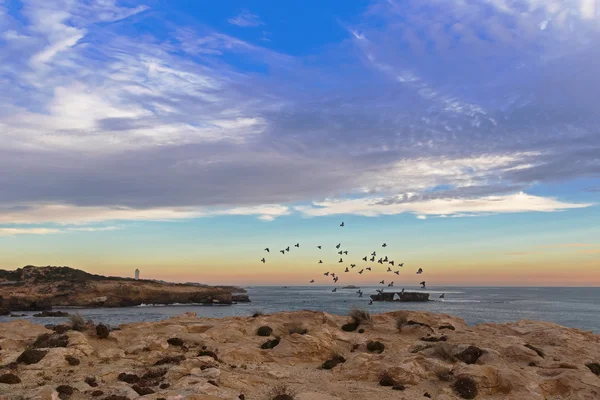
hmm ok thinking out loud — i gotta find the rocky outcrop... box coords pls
[0,310,598,399]
[370,291,430,302]
[0,266,249,311]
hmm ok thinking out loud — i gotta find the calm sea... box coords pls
[2,286,599,333]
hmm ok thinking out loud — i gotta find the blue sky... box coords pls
[0,0,599,284]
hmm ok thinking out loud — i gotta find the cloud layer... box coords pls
[0,0,598,233]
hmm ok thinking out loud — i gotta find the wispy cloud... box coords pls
[0,227,61,236]
[228,11,263,27]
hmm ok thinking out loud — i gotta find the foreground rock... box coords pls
[0,310,599,399]
[0,265,249,311]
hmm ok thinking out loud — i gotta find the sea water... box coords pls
[2,286,599,333]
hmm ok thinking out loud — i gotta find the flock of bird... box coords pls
[260,221,429,297]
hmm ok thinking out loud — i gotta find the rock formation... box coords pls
[0,266,249,311]
[0,310,598,399]
[370,291,430,302]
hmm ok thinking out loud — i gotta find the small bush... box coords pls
[453,376,478,399]
[455,346,483,365]
[251,310,264,318]
[349,308,371,325]
[431,344,456,362]
[435,367,454,382]
[366,341,385,354]
[288,323,308,335]
[257,326,273,336]
[84,376,98,387]
[396,312,408,332]
[69,313,86,331]
[379,371,396,386]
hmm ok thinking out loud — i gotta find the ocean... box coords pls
[2,286,599,333]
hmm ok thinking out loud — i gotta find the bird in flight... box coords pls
[394,270,400,275]
[324,272,330,276]
[336,243,341,249]
[310,279,315,283]
[370,256,375,262]
[285,246,290,252]
[387,267,392,272]
[389,261,395,266]
[333,276,339,282]
[358,269,364,274]
[280,250,285,254]
[264,248,270,252]
[382,243,387,247]
[318,260,323,264]
[362,256,367,261]
[338,251,343,255]
[371,251,377,256]
[366,267,372,271]
[383,256,388,262]
[261,258,266,263]
[340,222,344,227]
[388,281,394,287]
[379,280,385,284]
[317,246,322,249]
[417,268,423,274]
[378,258,383,264]
[343,250,348,255]
[399,263,404,267]
[295,243,300,248]
[345,267,349,272]
[338,258,343,263]
[420,281,426,288]
[332,288,337,292]
[350,264,356,268]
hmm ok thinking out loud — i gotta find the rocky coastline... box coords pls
[0,309,599,399]
[0,266,249,313]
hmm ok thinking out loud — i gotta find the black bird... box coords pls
[340,222,344,227]
[324,272,330,276]
[370,256,375,262]
[378,258,383,264]
[376,289,384,294]
[295,243,300,248]
[338,251,343,255]
[362,256,368,261]
[310,279,315,283]
[399,263,404,267]
[388,281,394,287]
[285,246,290,252]
[358,291,363,298]
[334,276,339,282]
[358,269,364,274]
[366,267,372,271]
[417,268,423,274]
[380,280,385,284]
[369,300,373,305]
[345,267,349,272]
[318,260,323,264]
[387,267,392,272]
[420,281,426,288]
[332,288,337,292]
[389,261,395,266]
[331,272,336,278]
[439,293,445,299]
[280,250,285,254]
[317,246,322,249]
[394,270,400,275]
[336,243,341,249]
[382,243,387,247]
[261,258,266,263]
[371,251,376,256]
[264,248,270,252]
[343,251,348,255]
[350,264,356,268]
[338,258,343,263]
[383,256,388,262]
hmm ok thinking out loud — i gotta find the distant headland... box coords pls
[0,265,249,313]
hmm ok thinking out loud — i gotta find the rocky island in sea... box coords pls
[0,266,249,313]
[1,309,599,399]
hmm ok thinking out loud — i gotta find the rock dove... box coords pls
[417,268,423,274]
[358,269,364,274]
[370,256,375,262]
[439,293,445,299]
[310,279,315,283]
[338,251,343,255]
[399,263,404,267]
[332,288,337,292]
[389,261,394,266]
[380,280,385,284]
[383,256,388,262]
[280,250,285,254]
[345,267,349,272]
[261,258,266,263]
[324,272,330,276]
[394,270,400,275]
[382,243,387,247]
[317,246,322,249]
[387,267,392,272]
[338,258,343,263]
[366,267,372,271]
[371,251,376,256]
[343,251,348,255]
[362,256,368,261]
[264,248,270,252]
[336,243,341,249]
[318,260,323,264]
[388,282,394,287]
[285,246,290,252]
[295,243,300,248]
[340,222,344,227]
[378,258,383,264]
[350,264,356,268]
[420,281,426,288]
[334,276,339,282]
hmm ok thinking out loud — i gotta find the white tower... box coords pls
[135,269,140,280]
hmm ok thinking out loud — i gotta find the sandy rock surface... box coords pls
[1,310,599,399]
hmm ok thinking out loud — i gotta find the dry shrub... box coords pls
[396,312,409,332]
[349,308,371,325]
[68,313,86,331]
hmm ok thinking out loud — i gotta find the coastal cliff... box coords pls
[0,310,598,399]
[0,266,249,311]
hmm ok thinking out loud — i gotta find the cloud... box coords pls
[296,193,591,218]
[0,227,61,236]
[228,11,263,27]
[0,0,598,227]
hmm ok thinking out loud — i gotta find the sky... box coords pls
[0,0,599,286]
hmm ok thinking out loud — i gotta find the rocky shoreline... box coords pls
[0,266,249,313]
[0,309,599,399]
